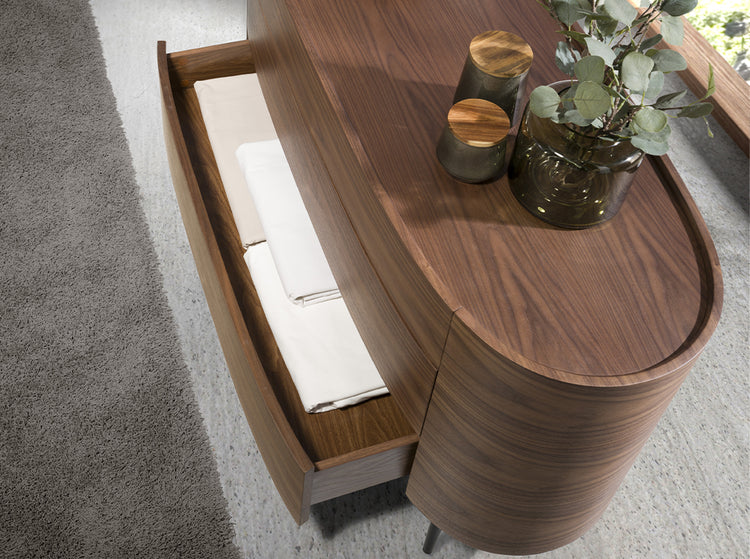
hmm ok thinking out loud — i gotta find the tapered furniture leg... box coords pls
[423,522,441,554]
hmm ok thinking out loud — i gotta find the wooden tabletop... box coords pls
[277,0,721,384]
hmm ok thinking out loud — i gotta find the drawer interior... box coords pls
[160,40,417,469]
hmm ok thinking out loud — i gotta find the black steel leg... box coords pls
[422,522,441,554]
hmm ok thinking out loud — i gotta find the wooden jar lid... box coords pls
[447,99,510,147]
[470,30,533,78]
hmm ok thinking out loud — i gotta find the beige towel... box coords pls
[194,73,276,246]
[236,139,340,306]
[244,242,388,412]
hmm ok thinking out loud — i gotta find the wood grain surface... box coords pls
[160,40,418,522]
[249,0,450,429]
[252,0,460,372]
[159,41,314,522]
[448,98,510,147]
[469,30,533,78]
[259,0,721,382]
[407,313,694,554]
[246,0,723,552]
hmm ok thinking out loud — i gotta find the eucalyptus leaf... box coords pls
[632,121,672,140]
[705,64,716,99]
[705,118,714,138]
[603,0,637,26]
[560,29,590,47]
[595,16,619,39]
[529,86,562,118]
[562,109,593,126]
[584,37,617,66]
[654,89,687,108]
[630,122,672,155]
[660,13,684,46]
[621,52,654,92]
[639,34,663,52]
[555,41,578,74]
[660,0,698,17]
[630,135,669,155]
[649,49,688,72]
[575,55,606,83]
[554,0,586,26]
[677,102,714,118]
[634,106,668,132]
[530,0,714,153]
[644,71,665,99]
[573,81,611,118]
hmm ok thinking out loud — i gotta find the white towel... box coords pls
[245,242,388,412]
[194,74,276,246]
[236,139,340,306]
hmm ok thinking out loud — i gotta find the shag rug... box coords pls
[0,1,239,557]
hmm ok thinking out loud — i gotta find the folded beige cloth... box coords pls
[194,73,276,246]
[244,242,388,412]
[236,139,340,306]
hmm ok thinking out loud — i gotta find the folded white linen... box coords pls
[194,74,277,246]
[236,139,340,306]
[245,242,388,412]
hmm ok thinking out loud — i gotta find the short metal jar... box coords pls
[436,98,510,183]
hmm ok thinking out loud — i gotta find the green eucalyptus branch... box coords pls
[528,0,712,156]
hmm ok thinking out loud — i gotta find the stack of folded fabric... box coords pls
[236,139,388,412]
[195,73,388,413]
[194,73,275,247]
[236,140,339,307]
[244,242,388,412]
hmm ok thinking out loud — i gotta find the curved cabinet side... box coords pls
[406,312,694,555]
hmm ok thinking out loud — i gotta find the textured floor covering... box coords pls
[0,1,239,557]
[91,0,750,557]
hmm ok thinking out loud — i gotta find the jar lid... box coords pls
[470,30,533,78]
[447,99,510,147]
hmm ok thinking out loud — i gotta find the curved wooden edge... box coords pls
[456,152,723,389]
[643,10,750,156]
[157,40,315,524]
[407,313,693,554]
[650,153,724,343]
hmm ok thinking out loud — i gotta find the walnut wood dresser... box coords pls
[158,0,723,554]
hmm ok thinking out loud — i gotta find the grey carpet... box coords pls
[0,1,240,557]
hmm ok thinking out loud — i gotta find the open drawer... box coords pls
[157,39,418,524]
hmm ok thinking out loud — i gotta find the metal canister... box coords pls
[436,98,510,183]
[453,30,533,124]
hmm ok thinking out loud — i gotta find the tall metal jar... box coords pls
[453,30,533,124]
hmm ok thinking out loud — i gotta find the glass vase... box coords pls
[508,85,645,229]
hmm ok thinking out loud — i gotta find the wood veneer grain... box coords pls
[311,435,418,505]
[270,0,720,381]
[167,40,256,87]
[407,313,694,554]
[246,0,723,552]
